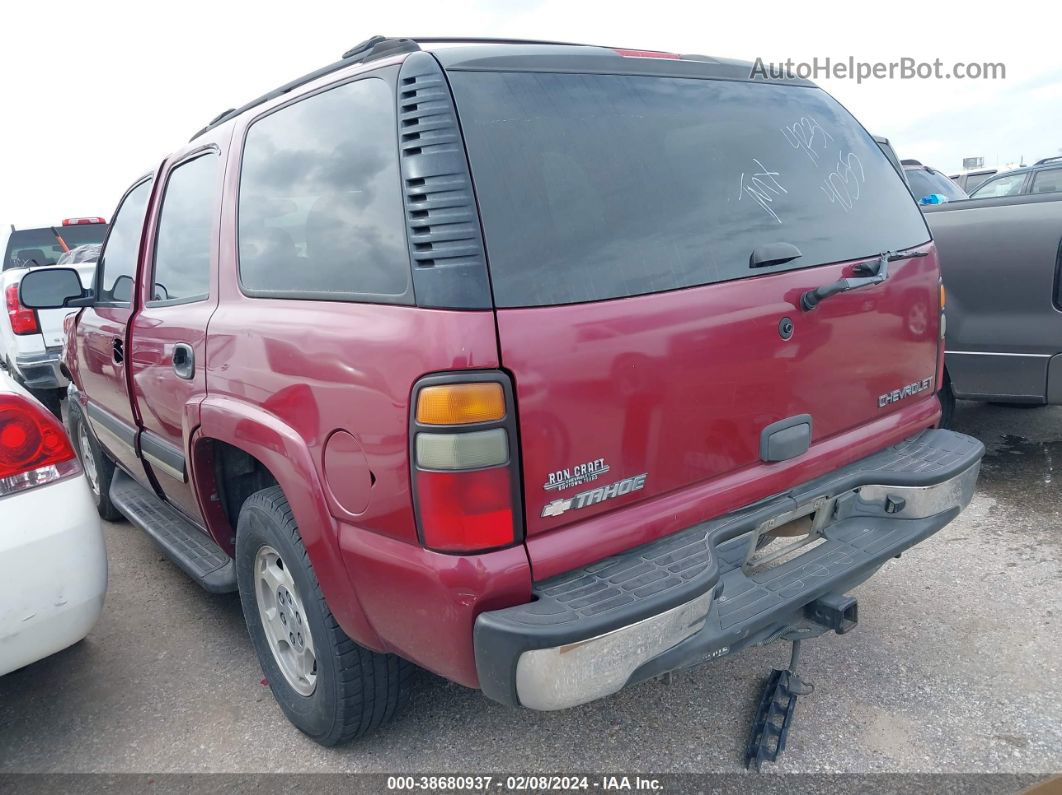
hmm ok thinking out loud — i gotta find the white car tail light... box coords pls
[0,394,80,496]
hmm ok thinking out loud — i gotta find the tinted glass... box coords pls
[98,180,152,303]
[238,77,410,300]
[3,225,108,270]
[970,172,1027,198]
[906,168,967,201]
[1031,168,1062,195]
[450,72,930,307]
[963,172,995,192]
[151,154,218,303]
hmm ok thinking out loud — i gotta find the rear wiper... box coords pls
[800,250,929,311]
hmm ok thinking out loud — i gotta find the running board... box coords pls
[110,469,237,593]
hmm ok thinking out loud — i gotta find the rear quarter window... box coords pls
[449,72,931,307]
[237,76,411,303]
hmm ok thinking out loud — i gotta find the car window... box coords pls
[970,172,1026,198]
[238,77,411,302]
[97,180,153,304]
[1031,168,1062,195]
[150,153,218,304]
[905,168,967,202]
[450,72,930,307]
[963,172,996,192]
[3,225,108,271]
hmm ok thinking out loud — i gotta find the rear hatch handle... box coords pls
[800,250,928,311]
[750,242,802,269]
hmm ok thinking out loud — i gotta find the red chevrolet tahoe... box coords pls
[21,36,983,746]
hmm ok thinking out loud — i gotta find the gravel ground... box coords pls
[0,401,1059,776]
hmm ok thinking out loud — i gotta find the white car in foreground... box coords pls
[0,370,106,676]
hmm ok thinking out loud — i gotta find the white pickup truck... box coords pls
[1,220,107,415]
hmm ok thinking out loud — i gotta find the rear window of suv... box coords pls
[449,72,931,307]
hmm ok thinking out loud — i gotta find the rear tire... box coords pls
[235,486,411,745]
[68,405,123,521]
[938,376,956,430]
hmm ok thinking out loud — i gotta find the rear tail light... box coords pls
[5,283,40,336]
[411,376,522,553]
[0,393,80,496]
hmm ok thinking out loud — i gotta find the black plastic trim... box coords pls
[110,469,236,593]
[140,430,187,482]
[86,401,137,453]
[760,414,813,462]
[408,370,524,552]
[397,52,493,310]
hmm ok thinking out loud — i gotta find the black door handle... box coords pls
[172,343,194,380]
[112,338,124,364]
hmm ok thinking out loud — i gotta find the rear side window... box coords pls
[1032,168,1062,195]
[97,179,152,304]
[150,153,218,304]
[238,77,411,302]
[971,172,1027,199]
[449,72,931,307]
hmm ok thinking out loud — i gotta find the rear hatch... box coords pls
[447,65,938,550]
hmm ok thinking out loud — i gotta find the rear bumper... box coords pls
[474,429,983,710]
[14,349,67,390]
[0,475,107,676]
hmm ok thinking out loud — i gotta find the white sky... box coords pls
[1,0,1060,228]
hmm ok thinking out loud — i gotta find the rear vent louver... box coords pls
[397,52,492,309]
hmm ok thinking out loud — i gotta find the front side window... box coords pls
[1031,168,1062,195]
[238,77,410,301]
[150,153,218,304]
[971,172,1027,199]
[450,72,930,307]
[98,179,153,304]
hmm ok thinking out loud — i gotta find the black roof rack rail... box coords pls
[1034,155,1062,166]
[189,35,633,141]
[190,35,420,141]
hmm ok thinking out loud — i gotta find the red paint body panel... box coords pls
[498,244,941,560]
[527,396,939,580]
[337,525,532,687]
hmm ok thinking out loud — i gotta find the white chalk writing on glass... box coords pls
[738,159,788,224]
[820,151,865,212]
[780,117,834,164]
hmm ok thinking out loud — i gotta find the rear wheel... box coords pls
[69,406,122,520]
[938,376,956,430]
[235,486,411,745]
